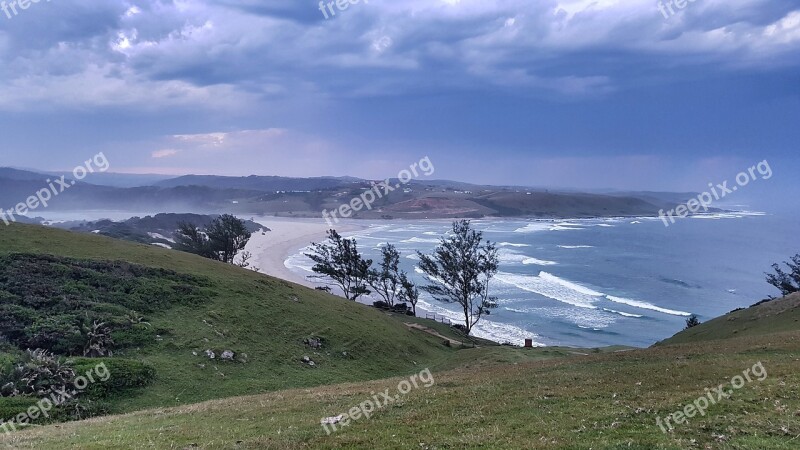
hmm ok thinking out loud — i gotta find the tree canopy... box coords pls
[417,220,499,334]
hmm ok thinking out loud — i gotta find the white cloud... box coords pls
[152,149,180,158]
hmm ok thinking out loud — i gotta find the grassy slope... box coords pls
[3,331,798,449]
[0,224,578,416]
[658,292,800,346]
[2,223,799,448]
[0,224,479,413]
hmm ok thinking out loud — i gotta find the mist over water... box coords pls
[287,212,800,347]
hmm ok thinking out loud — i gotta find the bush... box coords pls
[0,349,76,398]
[685,315,701,329]
[0,396,39,423]
[0,253,213,356]
[392,303,410,313]
[372,301,390,310]
[451,324,468,333]
[111,324,155,349]
[67,358,156,398]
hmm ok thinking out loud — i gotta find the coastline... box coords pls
[245,217,365,288]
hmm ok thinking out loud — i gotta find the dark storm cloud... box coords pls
[0,0,797,195]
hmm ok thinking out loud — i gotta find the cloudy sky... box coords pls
[0,0,798,198]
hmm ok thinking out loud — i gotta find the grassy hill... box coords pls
[1,223,798,448]
[0,224,570,423]
[3,326,798,448]
[658,293,800,345]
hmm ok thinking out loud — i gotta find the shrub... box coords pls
[685,315,701,329]
[0,349,76,398]
[0,254,213,356]
[372,301,390,310]
[0,396,39,423]
[68,358,156,398]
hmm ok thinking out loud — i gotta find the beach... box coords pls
[245,217,363,287]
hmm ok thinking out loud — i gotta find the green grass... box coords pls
[0,224,565,418]
[658,292,800,346]
[3,330,798,449]
[2,222,799,448]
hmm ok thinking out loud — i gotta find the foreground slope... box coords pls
[0,223,483,415]
[3,329,798,449]
[4,294,800,448]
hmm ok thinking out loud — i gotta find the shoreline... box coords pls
[245,217,365,288]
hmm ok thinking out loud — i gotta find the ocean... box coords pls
[286,212,800,348]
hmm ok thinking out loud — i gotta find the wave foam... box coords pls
[495,271,600,309]
[513,223,551,233]
[602,308,643,318]
[522,258,558,266]
[498,249,557,266]
[498,242,531,247]
[605,295,690,317]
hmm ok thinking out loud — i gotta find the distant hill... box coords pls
[0,168,700,220]
[155,174,359,192]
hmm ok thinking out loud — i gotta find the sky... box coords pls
[0,0,798,200]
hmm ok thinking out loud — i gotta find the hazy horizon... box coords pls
[1,0,798,203]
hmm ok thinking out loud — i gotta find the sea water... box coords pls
[286,211,800,347]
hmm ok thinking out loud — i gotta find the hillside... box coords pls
[0,225,797,448]
[0,224,586,428]
[658,293,800,346]
[3,317,798,448]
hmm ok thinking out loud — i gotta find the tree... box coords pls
[174,221,214,259]
[765,254,800,296]
[399,271,420,316]
[306,230,372,301]
[206,214,252,264]
[684,314,701,329]
[368,244,403,307]
[175,215,252,265]
[417,220,499,334]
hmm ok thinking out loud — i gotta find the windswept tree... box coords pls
[765,253,800,296]
[368,244,404,307]
[306,230,372,301]
[175,214,252,265]
[175,221,214,259]
[399,271,420,316]
[206,214,253,264]
[417,220,499,334]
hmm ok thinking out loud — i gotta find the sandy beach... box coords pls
[245,217,364,287]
